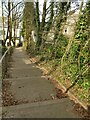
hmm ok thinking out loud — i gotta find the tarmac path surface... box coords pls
[2,47,82,118]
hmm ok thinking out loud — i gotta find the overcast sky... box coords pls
[0,1,1,16]
[0,0,88,17]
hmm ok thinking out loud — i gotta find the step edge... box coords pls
[3,98,69,111]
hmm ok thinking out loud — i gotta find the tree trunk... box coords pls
[35,1,41,50]
[13,20,16,46]
[41,0,47,31]
[2,1,5,46]
[40,0,47,50]
[8,0,11,46]
[46,2,54,32]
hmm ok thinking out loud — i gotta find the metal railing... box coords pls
[0,47,12,79]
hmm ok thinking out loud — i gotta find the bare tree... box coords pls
[2,1,5,45]
[2,0,23,46]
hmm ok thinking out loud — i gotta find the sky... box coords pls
[0,0,88,17]
[0,1,1,16]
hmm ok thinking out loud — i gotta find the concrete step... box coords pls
[3,77,56,103]
[3,98,81,118]
[8,60,35,68]
[9,64,35,70]
[8,67,43,78]
[9,65,36,70]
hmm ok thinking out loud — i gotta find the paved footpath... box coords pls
[2,47,82,118]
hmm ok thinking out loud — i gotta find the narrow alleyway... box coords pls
[2,47,82,118]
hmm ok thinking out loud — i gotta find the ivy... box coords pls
[57,1,90,104]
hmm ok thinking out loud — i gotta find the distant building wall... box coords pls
[62,12,79,38]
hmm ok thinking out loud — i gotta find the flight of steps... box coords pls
[2,48,82,118]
